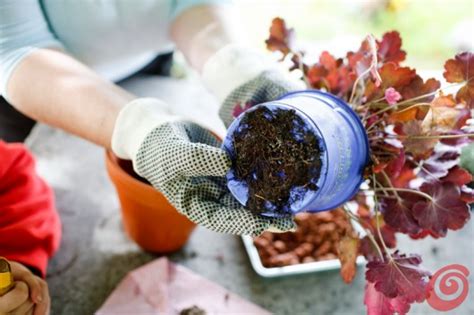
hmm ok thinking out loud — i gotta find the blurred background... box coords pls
[235,0,473,69]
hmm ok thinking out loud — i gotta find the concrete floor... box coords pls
[26,74,474,314]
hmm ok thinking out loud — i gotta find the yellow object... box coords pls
[387,0,408,12]
[0,258,13,296]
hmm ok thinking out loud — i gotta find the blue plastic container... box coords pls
[222,90,370,216]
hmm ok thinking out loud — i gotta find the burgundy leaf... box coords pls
[364,282,410,315]
[380,196,422,235]
[461,185,474,203]
[441,166,472,186]
[384,150,405,178]
[411,182,470,237]
[366,252,431,303]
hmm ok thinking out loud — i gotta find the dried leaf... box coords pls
[422,106,471,133]
[399,121,438,159]
[337,235,360,283]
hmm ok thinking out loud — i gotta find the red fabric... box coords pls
[0,141,61,278]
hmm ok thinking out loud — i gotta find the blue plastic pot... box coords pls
[222,90,370,217]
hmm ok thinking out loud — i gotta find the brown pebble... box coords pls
[302,256,316,263]
[273,240,287,253]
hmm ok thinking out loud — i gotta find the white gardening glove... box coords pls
[202,44,306,127]
[111,98,295,235]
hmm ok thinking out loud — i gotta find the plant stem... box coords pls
[373,187,433,201]
[372,175,392,256]
[364,102,431,122]
[343,204,385,261]
[405,133,474,140]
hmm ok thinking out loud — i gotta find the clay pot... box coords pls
[105,151,195,252]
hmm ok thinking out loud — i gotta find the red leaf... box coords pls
[365,63,416,101]
[366,252,431,303]
[441,166,472,186]
[376,31,406,64]
[307,64,328,88]
[443,52,474,83]
[391,165,416,188]
[380,195,422,235]
[443,52,474,107]
[337,235,360,283]
[440,130,472,146]
[408,230,434,240]
[400,76,440,102]
[319,51,339,70]
[232,102,253,118]
[411,182,470,237]
[364,282,411,315]
[461,186,474,203]
[384,149,405,178]
[265,17,295,56]
[389,105,430,123]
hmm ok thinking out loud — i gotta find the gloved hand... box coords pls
[202,44,306,127]
[111,98,295,236]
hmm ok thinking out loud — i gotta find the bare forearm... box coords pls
[170,5,245,72]
[7,48,134,148]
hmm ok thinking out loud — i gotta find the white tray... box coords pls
[242,235,366,278]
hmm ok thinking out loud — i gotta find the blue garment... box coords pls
[0,0,228,101]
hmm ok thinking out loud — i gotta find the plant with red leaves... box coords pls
[257,17,473,314]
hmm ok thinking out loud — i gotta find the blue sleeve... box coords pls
[170,0,233,21]
[0,0,64,102]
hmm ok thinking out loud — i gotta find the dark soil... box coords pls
[232,106,322,215]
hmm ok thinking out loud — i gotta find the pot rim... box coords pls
[222,100,329,216]
[105,150,159,197]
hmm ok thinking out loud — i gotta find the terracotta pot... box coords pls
[105,150,195,253]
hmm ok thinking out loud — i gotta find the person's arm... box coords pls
[7,49,134,148]
[170,4,244,73]
[1,1,134,148]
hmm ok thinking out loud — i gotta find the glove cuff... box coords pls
[111,98,180,161]
[202,44,276,103]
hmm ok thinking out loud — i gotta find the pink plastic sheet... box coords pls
[97,257,270,314]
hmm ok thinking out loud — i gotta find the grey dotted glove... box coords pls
[219,70,304,127]
[202,44,305,128]
[112,98,295,236]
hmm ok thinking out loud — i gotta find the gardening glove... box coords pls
[202,44,306,127]
[111,98,296,236]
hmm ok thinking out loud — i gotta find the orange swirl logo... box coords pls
[427,264,470,312]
